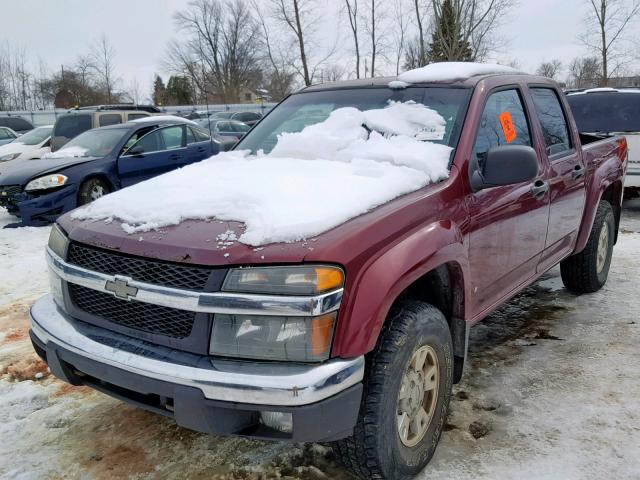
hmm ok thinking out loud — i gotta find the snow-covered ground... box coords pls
[0,201,639,479]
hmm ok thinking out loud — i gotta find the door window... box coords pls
[160,126,184,150]
[192,127,211,142]
[127,113,148,121]
[473,89,532,164]
[530,88,572,157]
[186,127,197,144]
[0,128,11,140]
[99,113,122,126]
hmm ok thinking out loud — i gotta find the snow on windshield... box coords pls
[71,102,453,246]
[398,62,520,83]
[42,146,88,159]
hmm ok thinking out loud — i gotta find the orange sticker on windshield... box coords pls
[498,111,517,143]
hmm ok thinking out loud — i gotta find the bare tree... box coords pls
[266,0,337,86]
[252,0,297,100]
[344,0,361,78]
[580,0,640,85]
[412,0,429,67]
[90,35,119,103]
[392,0,410,74]
[167,0,262,103]
[362,0,386,77]
[536,59,562,79]
[567,56,602,88]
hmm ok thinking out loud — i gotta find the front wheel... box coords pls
[78,177,111,206]
[560,200,615,293]
[333,301,453,479]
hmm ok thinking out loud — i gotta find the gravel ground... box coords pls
[0,200,639,480]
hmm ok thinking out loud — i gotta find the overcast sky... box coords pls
[2,0,637,102]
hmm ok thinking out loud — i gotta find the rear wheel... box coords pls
[78,177,111,206]
[560,200,615,293]
[333,301,453,479]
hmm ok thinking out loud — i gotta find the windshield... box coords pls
[567,92,640,133]
[56,128,128,157]
[12,126,52,145]
[236,87,471,155]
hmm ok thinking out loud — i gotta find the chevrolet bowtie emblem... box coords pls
[105,276,138,300]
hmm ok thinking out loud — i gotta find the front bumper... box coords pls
[0,184,77,225]
[30,294,364,441]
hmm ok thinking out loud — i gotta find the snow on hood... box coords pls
[42,146,89,159]
[71,102,452,246]
[398,62,521,83]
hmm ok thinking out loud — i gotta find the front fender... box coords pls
[331,220,469,358]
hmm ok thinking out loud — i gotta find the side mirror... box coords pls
[126,145,144,156]
[470,145,538,191]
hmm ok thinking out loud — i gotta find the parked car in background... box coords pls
[566,88,639,196]
[0,127,18,146]
[0,125,53,166]
[211,110,263,126]
[0,116,34,135]
[0,118,219,225]
[50,109,151,152]
[30,66,627,478]
[180,110,223,120]
[196,118,250,141]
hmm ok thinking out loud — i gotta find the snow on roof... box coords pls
[398,62,521,84]
[130,115,198,125]
[71,102,452,246]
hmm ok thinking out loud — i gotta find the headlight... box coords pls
[210,312,337,361]
[222,265,344,295]
[48,223,69,259]
[25,174,68,192]
[0,152,20,161]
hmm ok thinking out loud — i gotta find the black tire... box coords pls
[78,177,111,206]
[560,200,615,293]
[333,301,453,479]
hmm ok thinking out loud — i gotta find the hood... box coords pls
[0,141,32,157]
[0,156,95,186]
[58,215,315,266]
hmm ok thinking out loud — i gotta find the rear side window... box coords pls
[54,114,92,140]
[473,89,532,162]
[99,114,122,127]
[567,92,640,133]
[531,88,572,157]
[127,113,148,121]
[0,117,33,131]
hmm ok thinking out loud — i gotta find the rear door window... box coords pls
[99,113,122,127]
[0,128,13,140]
[160,126,184,150]
[473,88,532,164]
[531,88,572,157]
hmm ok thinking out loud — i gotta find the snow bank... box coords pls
[398,62,520,83]
[71,102,452,246]
[42,146,88,159]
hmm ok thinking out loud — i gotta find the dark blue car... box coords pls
[0,118,219,226]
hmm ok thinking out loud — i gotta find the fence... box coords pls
[0,103,277,127]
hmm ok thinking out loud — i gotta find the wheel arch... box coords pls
[333,220,470,381]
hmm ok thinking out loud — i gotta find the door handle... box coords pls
[531,180,549,198]
[169,154,180,160]
[571,165,585,180]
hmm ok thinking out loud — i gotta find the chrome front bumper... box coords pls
[30,294,365,406]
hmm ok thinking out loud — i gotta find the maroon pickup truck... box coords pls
[30,68,627,479]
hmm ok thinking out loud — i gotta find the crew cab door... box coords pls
[467,87,550,315]
[528,86,587,271]
[118,125,188,187]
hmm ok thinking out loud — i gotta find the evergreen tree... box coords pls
[152,75,166,106]
[428,0,473,62]
[165,75,193,105]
